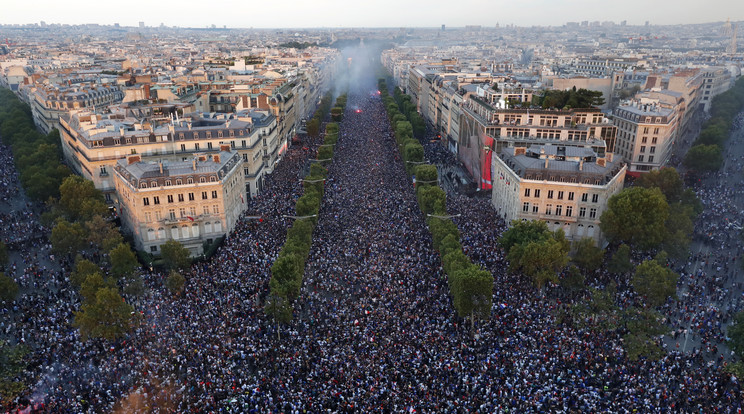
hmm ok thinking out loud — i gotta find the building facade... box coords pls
[612,99,678,174]
[113,149,246,256]
[491,144,626,245]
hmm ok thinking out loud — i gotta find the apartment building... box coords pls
[114,149,246,256]
[699,66,735,112]
[59,107,276,203]
[491,144,626,245]
[459,97,616,189]
[612,99,678,175]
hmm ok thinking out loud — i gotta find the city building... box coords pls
[612,98,679,175]
[491,144,626,245]
[113,148,246,256]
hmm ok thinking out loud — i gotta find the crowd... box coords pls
[2,79,743,412]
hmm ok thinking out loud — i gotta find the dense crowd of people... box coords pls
[2,77,743,412]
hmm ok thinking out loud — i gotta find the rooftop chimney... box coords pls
[544,158,549,169]
[127,155,141,165]
[192,158,197,171]
[159,162,163,174]
[213,154,221,163]
[579,159,584,171]
[597,158,606,167]
[219,144,230,152]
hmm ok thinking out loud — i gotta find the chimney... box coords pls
[579,159,584,171]
[192,158,197,171]
[159,161,163,174]
[597,158,606,167]
[219,144,230,152]
[119,126,125,136]
[213,154,221,163]
[514,147,526,156]
[198,155,208,162]
[127,155,141,164]
[544,158,549,168]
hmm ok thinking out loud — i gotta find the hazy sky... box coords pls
[2,0,742,28]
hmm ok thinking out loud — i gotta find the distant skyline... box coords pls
[2,0,743,29]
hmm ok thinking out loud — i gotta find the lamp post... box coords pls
[282,214,318,220]
[426,213,462,219]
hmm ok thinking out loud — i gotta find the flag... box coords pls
[187,216,194,221]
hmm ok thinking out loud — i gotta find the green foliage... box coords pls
[270,254,303,300]
[636,167,685,203]
[85,215,121,252]
[51,218,87,256]
[404,142,424,165]
[166,270,186,296]
[632,259,679,307]
[309,163,328,178]
[417,185,447,216]
[600,187,669,251]
[534,88,605,109]
[80,272,116,304]
[499,220,553,252]
[306,118,320,138]
[0,241,7,268]
[295,193,321,218]
[0,340,29,405]
[443,249,470,277]
[0,273,18,303]
[561,265,586,292]
[507,230,570,289]
[159,240,192,271]
[565,286,621,333]
[571,237,604,274]
[74,287,136,341]
[684,144,723,171]
[58,175,107,222]
[427,216,459,252]
[265,292,293,326]
[109,242,139,279]
[317,145,334,161]
[438,233,462,258]
[71,255,101,288]
[330,106,344,122]
[451,265,493,320]
[728,311,744,358]
[414,164,438,188]
[608,244,633,275]
[623,307,667,361]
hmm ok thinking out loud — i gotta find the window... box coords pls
[242,140,246,148]
[557,191,564,200]
[200,177,206,183]
[555,205,563,216]
[641,137,647,144]
[195,143,200,151]
[190,207,197,216]
[212,205,219,214]
[211,190,218,199]
[643,127,649,134]
[524,188,531,197]
[143,197,150,206]
[654,127,660,134]
[592,194,599,203]
[589,208,597,219]
[534,189,540,198]
[153,196,160,205]
[180,144,186,151]
[638,155,644,162]
[532,205,539,213]
[566,206,573,217]
[150,245,158,252]
[176,179,182,185]
[652,137,657,144]
[579,207,586,217]
[178,194,184,202]
[188,192,195,201]
[523,202,530,212]
[203,205,210,215]
[207,142,213,150]
[202,191,208,200]
[144,212,152,222]
[545,204,552,215]
[648,155,654,163]
[155,211,162,221]
[187,177,194,184]
[168,209,176,220]
[179,208,186,218]
[650,146,655,154]
[210,176,217,182]
[548,190,554,199]
[581,193,588,202]
[167,195,174,203]
[640,146,646,153]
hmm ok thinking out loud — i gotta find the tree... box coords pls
[85,215,121,252]
[499,220,553,252]
[684,144,723,171]
[159,240,191,272]
[71,255,101,287]
[414,164,438,188]
[623,307,667,361]
[306,118,320,138]
[572,237,604,274]
[0,273,18,303]
[74,287,136,341]
[165,270,186,296]
[109,243,139,280]
[451,265,492,329]
[58,175,108,222]
[0,340,29,405]
[507,230,570,289]
[427,217,459,252]
[608,244,633,275]
[632,259,679,307]
[270,254,302,300]
[636,167,684,203]
[416,185,446,216]
[600,187,669,250]
[80,272,116,304]
[0,241,7,269]
[561,265,586,292]
[728,311,744,358]
[264,291,292,340]
[51,218,87,257]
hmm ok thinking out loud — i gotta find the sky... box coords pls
[1,0,742,28]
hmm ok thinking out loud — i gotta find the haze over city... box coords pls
[1,3,744,413]
[2,0,743,28]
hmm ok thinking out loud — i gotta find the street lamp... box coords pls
[426,213,461,219]
[300,178,326,183]
[310,158,333,162]
[282,214,318,220]
[406,160,429,165]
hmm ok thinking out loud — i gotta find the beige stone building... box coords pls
[612,99,679,175]
[113,149,246,256]
[491,144,626,245]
